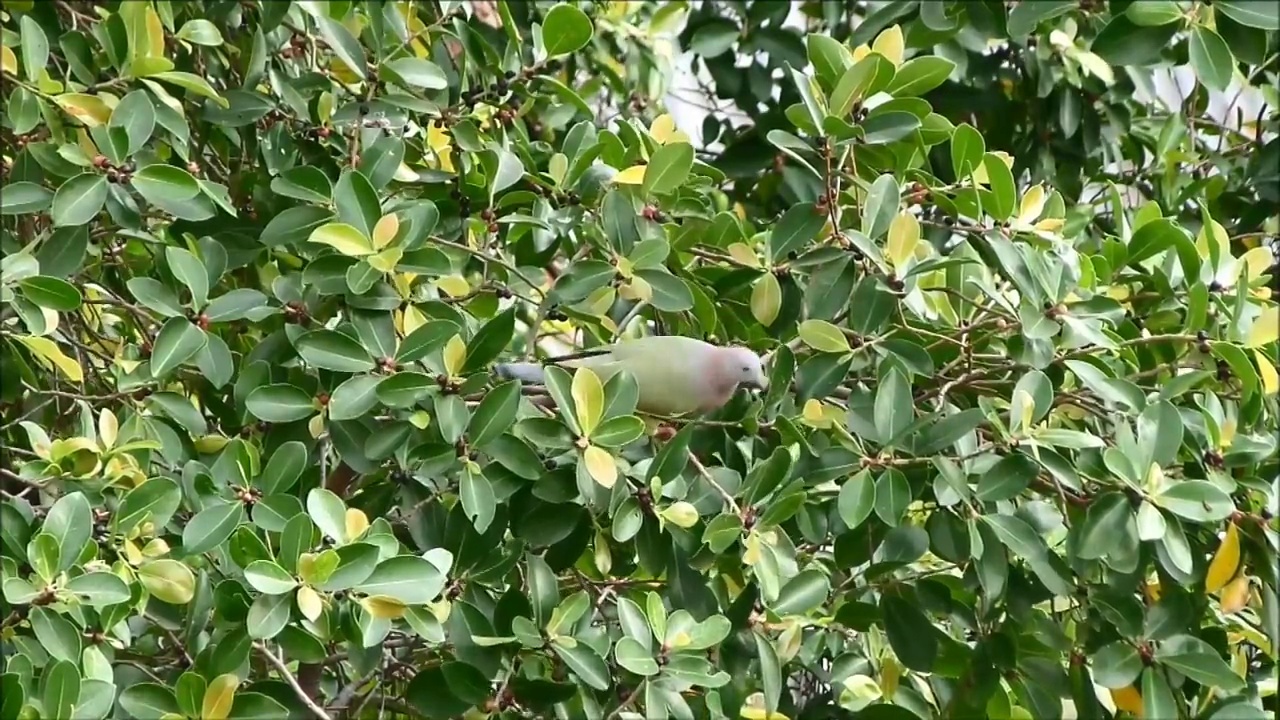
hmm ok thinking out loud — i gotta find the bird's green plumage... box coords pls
[567,336,724,416]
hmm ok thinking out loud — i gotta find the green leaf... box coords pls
[950,123,985,181]
[42,660,80,720]
[244,560,298,595]
[1141,667,1180,720]
[874,369,912,443]
[316,16,367,79]
[150,318,208,378]
[464,308,516,372]
[397,320,459,363]
[270,167,332,204]
[307,487,349,544]
[1092,641,1143,688]
[1189,26,1234,92]
[771,570,830,616]
[542,3,594,56]
[119,685,180,718]
[1,182,53,215]
[469,380,521,446]
[885,56,955,97]
[182,502,246,555]
[383,57,448,89]
[643,142,695,196]
[1126,1,1184,26]
[1154,634,1245,691]
[165,246,209,310]
[752,631,782,714]
[1215,0,1280,29]
[981,153,1016,221]
[256,443,305,491]
[176,19,223,46]
[355,556,446,604]
[873,468,911,526]
[1007,0,1076,37]
[328,374,382,421]
[42,492,92,573]
[770,203,826,262]
[295,330,375,372]
[881,593,937,671]
[65,572,131,607]
[18,276,82,311]
[1155,480,1234,522]
[132,164,201,205]
[51,173,109,227]
[838,470,875,531]
[19,15,49,83]
[862,174,900,240]
[459,469,496,533]
[246,384,317,423]
[30,607,82,663]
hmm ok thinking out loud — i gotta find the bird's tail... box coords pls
[493,362,546,384]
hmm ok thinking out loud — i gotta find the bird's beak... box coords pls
[746,375,768,392]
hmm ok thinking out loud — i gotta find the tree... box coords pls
[1,0,1277,718]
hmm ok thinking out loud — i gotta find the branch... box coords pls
[254,641,334,720]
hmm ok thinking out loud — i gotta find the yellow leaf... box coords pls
[851,44,871,62]
[661,501,699,528]
[138,559,195,604]
[802,398,827,427]
[437,274,471,298]
[872,25,904,67]
[368,247,403,274]
[583,287,616,317]
[402,304,427,336]
[594,529,612,575]
[409,410,431,429]
[572,367,605,437]
[54,93,113,127]
[1012,389,1034,434]
[1221,575,1251,615]
[728,242,761,268]
[886,211,920,271]
[750,272,781,326]
[798,319,851,354]
[613,165,647,184]
[1075,51,1114,85]
[650,114,677,144]
[1034,217,1065,233]
[309,223,374,257]
[1206,522,1241,594]
[582,444,617,488]
[1,46,17,76]
[14,335,83,382]
[142,538,170,558]
[1110,686,1143,716]
[442,334,466,377]
[1255,349,1278,395]
[194,435,228,454]
[361,594,408,620]
[1196,218,1230,260]
[144,6,165,59]
[98,409,119,450]
[618,276,652,302]
[202,674,239,720]
[425,124,455,173]
[345,508,369,542]
[1240,247,1275,282]
[1018,185,1047,225]
[1246,305,1278,348]
[307,413,325,439]
[297,585,323,622]
[372,213,400,249]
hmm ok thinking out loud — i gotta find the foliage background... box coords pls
[0,1,1278,719]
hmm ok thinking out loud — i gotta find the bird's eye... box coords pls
[741,366,749,372]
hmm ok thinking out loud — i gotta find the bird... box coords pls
[493,336,768,417]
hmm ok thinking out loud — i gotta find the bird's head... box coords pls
[723,346,768,392]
